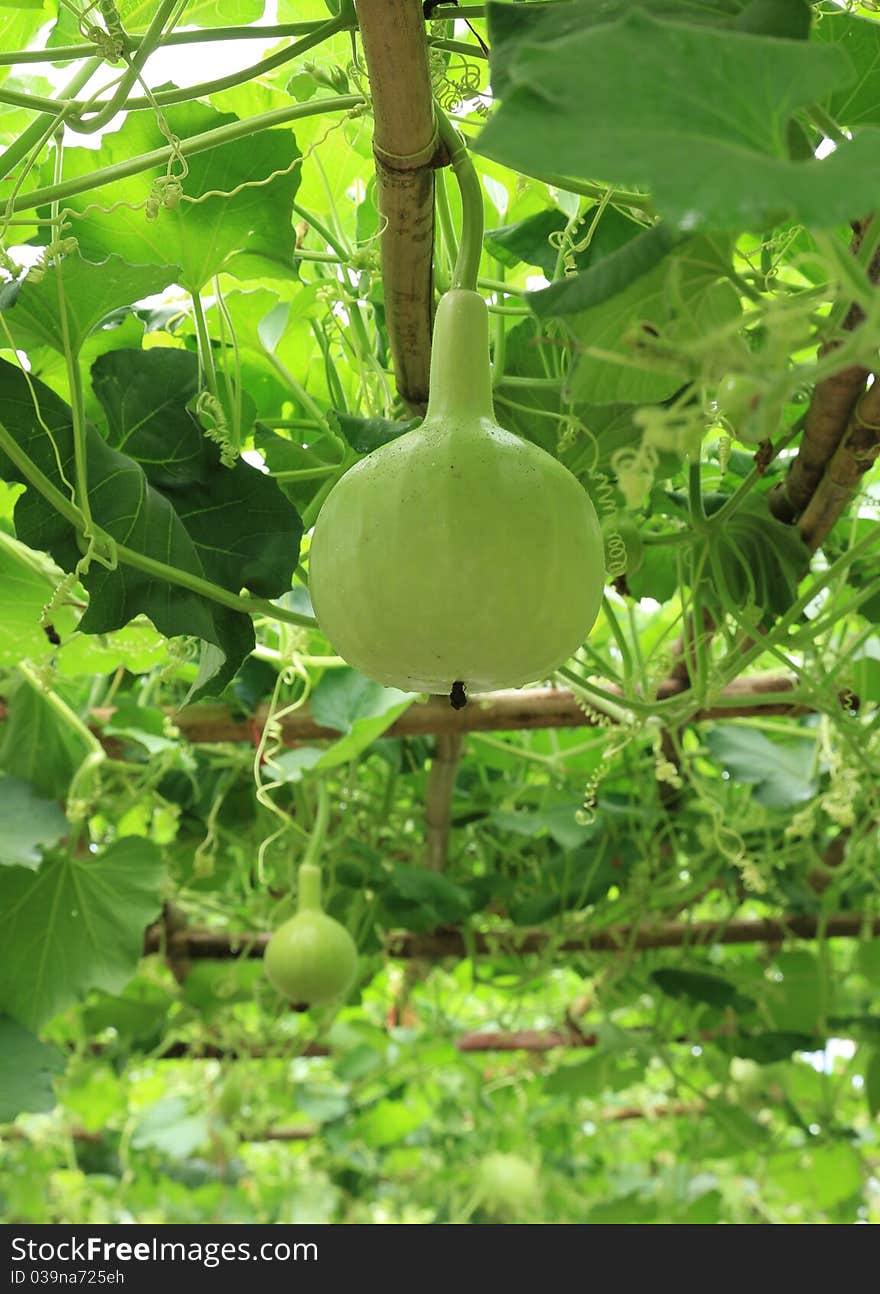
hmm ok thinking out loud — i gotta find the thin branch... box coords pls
[356,0,439,410]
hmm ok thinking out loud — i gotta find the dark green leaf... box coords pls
[530,222,685,318]
[706,726,817,808]
[0,1016,64,1123]
[0,676,91,800]
[0,363,235,699]
[652,967,755,1012]
[331,410,418,454]
[0,776,69,869]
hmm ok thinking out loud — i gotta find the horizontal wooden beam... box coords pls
[143,912,879,964]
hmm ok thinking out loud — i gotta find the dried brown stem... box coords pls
[356,0,438,409]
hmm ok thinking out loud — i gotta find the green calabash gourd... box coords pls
[309,289,605,697]
[264,864,358,1006]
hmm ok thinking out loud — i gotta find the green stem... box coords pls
[0,59,102,184]
[191,291,219,400]
[428,37,488,59]
[297,862,323,912]
[301,472,343,531]
[67,0,181,134]
[434,169,458,290]
[17,661,102,756]
[687,457,708,533]
[265,352,334,442]
[291,199,349,261]
[435,104,483,292]
[491,258,506,386]
[707,419,803,528]
[302,780,330,873]
[0,21,338,65]
[9,96,365,215]
[601,595,633,688]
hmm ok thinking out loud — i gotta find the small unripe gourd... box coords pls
[309,290,604,696]
[264,864,357,1006]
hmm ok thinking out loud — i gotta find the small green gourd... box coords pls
[264,864,357,1006]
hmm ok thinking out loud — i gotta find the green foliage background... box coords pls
[0,0,879,1224]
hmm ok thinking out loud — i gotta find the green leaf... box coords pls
[0,356,295,700]
[0,835,165,1029]
[563,237,741,405]
[764,951,823,1033]
[331,410,418,454]
[310,669,414,734]
[720,1030,815,1064]
[354,1097,430,1147]
[586,1193,658,1224]
[131,1096,211,1159]
[385,864,472,926]
[702,494,807,623]
[0,532,78,666]
[767,1142,862,1208]
[652,967,755,1013]
[0,253,178,355]
[51,103,302,290]
[705,726,817,808]
[816,9,880,130]
[530,222,685,318]
[486,0,757,97]
[91,348,303,599]
[864,1049,880,1119]
[0,776,68,870]
[486,209,569,277]
[0,1015,64,1124]
[545,1052,642,1097]
[0,676,91,800]
[477,9,880,230]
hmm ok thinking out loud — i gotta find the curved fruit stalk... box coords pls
[264,863,358,1006]
[309,289,605,698]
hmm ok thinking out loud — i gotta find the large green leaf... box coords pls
[477,9,880,230]
[816,8,880,129]
[0,1015,64,1123]
[705,726,817,808]
[0,253,178,355]
[0,836,165,1029]
[564,238,741,405]
[51,103,302,290]
[0,675,91,799]
[91,348,302,598]
[0,356,299,699]
[530,223,685,318]
[0,776,69,870]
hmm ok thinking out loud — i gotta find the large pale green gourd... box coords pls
[309,289,604,696]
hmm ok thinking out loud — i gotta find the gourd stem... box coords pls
[297,863,323,913]
[301,779,330,877]
[435,104,483,293]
